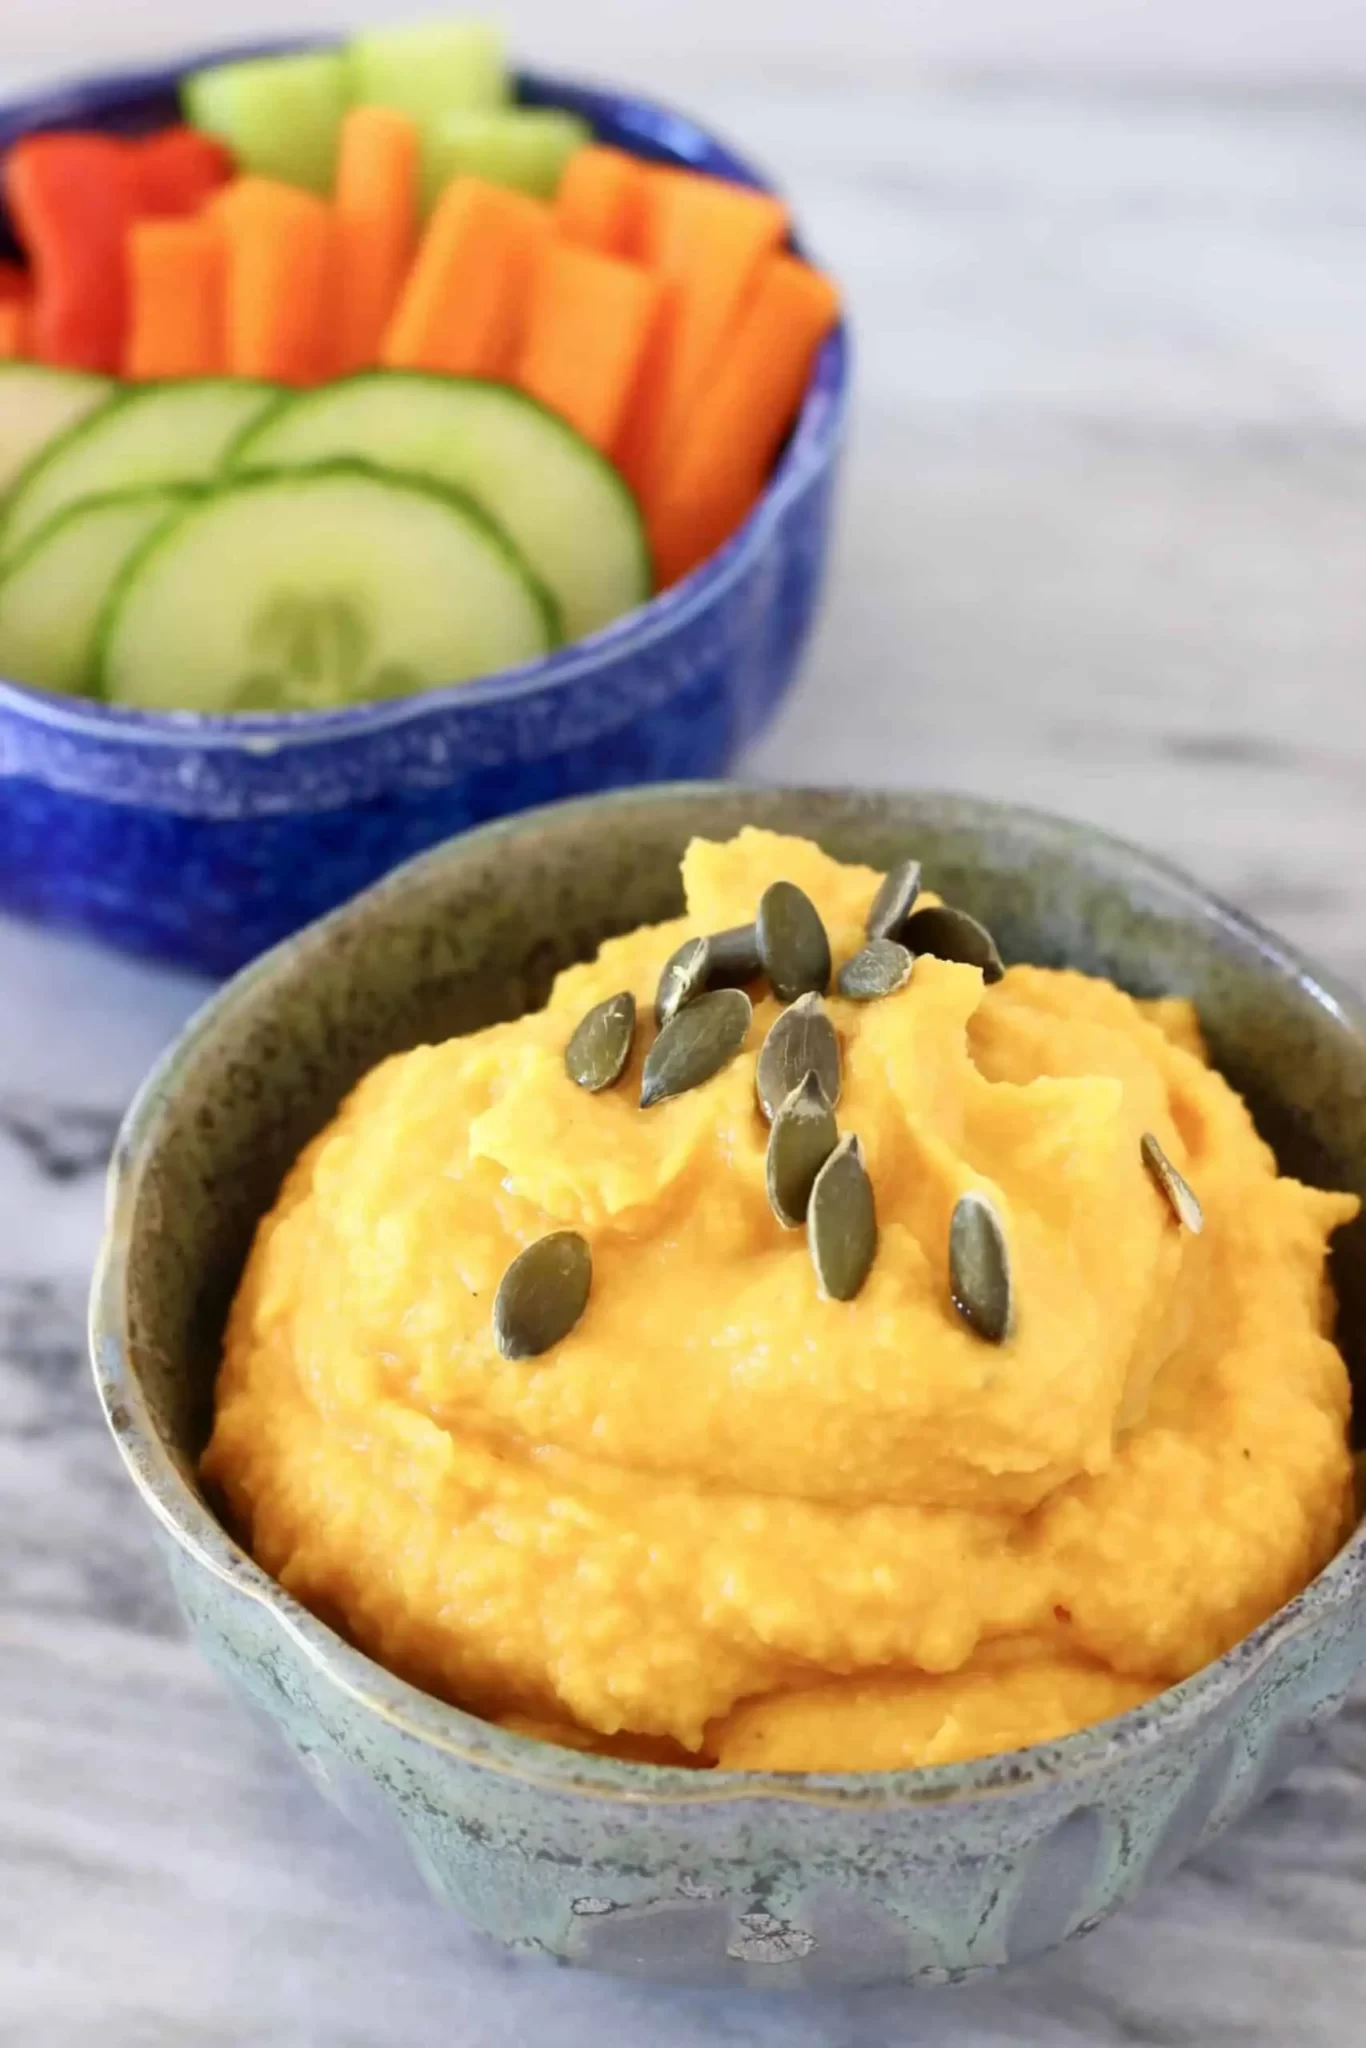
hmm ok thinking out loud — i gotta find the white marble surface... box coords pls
[4,56,1366,2048]
[10,0,1366,93]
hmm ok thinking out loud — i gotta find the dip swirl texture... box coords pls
[204,831,1357,1769]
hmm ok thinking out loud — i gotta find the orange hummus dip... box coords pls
[203,830,1357,1771]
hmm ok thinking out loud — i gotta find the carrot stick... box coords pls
[0,261,28,301]
[333,105,419,374]
[381,176,550,379]
[515,239,663,451]
[217,177,334,384]
[613,169,789,501]
[132,126,235,217]
[647,253,839,587]
[553,145,648,257]
[124,218,224,379]
[4,133,135,371]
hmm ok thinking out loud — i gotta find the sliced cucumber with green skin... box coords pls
[230,374,650,642]
[0,487,189,697]
[97,460,558,714]
[422,110,592,212]
[182,49,348,195]
[0,364,114,498]
[1,378,280,565]
[348,19,506,128]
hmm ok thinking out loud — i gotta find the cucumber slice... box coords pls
[97,460,557,714]
[230,374,649,641]
[181,49,347,194]
[348,19,506,128]
[1,378,280,565]
[0,364,113,497]
[0,487,187,696]
[422,110,591,212]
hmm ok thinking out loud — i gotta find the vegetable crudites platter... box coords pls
[0,17,838,709]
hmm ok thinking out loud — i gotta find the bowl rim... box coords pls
[89,783,1366,1808]
[0,46,850,750]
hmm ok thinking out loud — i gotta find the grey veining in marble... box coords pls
[3,55,1366,2048]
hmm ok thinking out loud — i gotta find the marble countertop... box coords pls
[4,63,1366,2048]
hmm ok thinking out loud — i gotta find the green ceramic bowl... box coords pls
[90,785,1366,1988]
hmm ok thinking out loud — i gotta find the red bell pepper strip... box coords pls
[131,126,235,217]
[4,132,135,372]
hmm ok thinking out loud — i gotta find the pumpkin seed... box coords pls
[494,1231,592,1360]
[755,992,841,1122]
[837,937,913,1002]
[949,1192,1012,1342]
[655,936,712,1026]
[866,858,923,941]
[766,1071,839,1228]
[902,904,1004,984]
[654,925,761,1025]
[1140,1132,1204,1235]
[706,921,762,985]
[640,988,753,1108]
[807,1134,878,1300]
[564,991,636,1092]
[757,880,831,1002]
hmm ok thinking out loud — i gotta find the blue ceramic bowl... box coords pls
[0,50,847,975]
[90,786,1366,1989]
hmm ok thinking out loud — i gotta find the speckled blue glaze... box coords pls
[0,50,846,975]
[90,787,1366,1988]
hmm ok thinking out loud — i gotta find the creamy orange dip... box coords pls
[203,830,1357,1770]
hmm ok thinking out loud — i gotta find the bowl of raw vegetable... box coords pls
[0,21,846,974]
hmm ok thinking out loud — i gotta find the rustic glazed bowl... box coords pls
[90,786,1366,1988]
